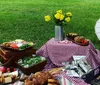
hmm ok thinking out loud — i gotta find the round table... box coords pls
[36,38,100,69]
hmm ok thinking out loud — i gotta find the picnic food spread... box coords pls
[66,33,89,46]
[74,36,89,45]
[1,39,35,51]
[0,67,19,84]
[0,37,99,85]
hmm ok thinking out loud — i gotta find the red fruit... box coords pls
[10,43,18,49]
[83,40,87,44]
[0,66,7,73]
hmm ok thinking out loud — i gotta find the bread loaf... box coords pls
[48,79,59,84]
[25,71,52,85]
[25,71,60,85]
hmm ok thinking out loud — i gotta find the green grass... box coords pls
[0,0,100,49]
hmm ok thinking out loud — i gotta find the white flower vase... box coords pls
[55,25,65,41]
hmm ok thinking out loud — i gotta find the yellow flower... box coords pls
[65,17,70,22]
[44,10,72,25]
[57,10,62,14]
[66,12,72,17]
[44,15,51,21]
[54,13,61,19]
[60,14,64,21]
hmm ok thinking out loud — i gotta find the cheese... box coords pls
[4,77,12,83]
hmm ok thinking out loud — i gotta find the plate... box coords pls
[67,38,89,46]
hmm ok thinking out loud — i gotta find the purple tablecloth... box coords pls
[36,38,100,69]
[36,38,100,85]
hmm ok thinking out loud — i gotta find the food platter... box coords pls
[0,45,33,51]
[67,38,89,46]
[72,39,89,46]
[66,33,89,46]
[0,39,35,51]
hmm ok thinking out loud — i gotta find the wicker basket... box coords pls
[2,56,16,67]
[0,48,37,58]
[0,48,37,67]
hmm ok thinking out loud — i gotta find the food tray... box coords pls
[66,33,89,46]
[15,56,47,75]
[0,39,35,51]
[67,38,89,46]
[0,45,33,51]
[72,39,89,46]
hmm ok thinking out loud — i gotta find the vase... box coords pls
[54,25,65,41]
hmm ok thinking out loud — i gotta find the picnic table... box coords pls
[36,38,100,85]
[36,38,100,69]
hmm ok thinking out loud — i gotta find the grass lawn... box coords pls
[0,0,100,49]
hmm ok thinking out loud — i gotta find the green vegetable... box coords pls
[28,42,34,46]
[19,44,29,50]
[18,56,45,68]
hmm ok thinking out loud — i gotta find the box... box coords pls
[15,56,47,75]
[81,67,100,84]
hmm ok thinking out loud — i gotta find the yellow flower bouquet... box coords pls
[44,10,72,26]
[44,10,72,41]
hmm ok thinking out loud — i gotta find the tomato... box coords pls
[10,43,18,49]
[0,66,7,73]
[83,40,87,44]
